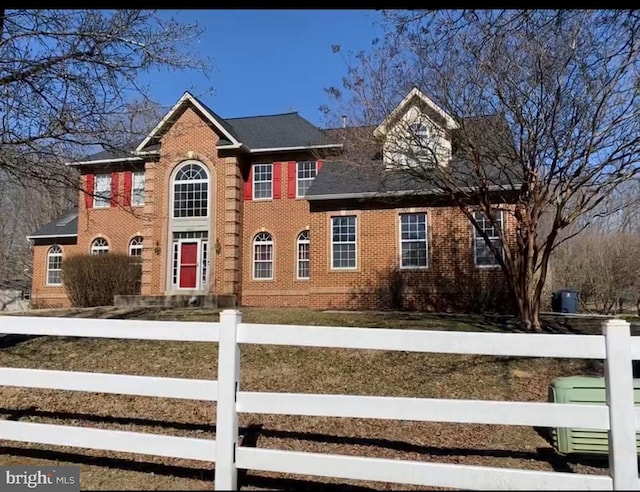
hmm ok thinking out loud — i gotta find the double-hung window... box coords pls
[93,174,111,208]
[331,216,357,269]
[253,163,272,200]
[296,161,317,197]
[472,210,503,267]
[132,171,145,206]
[399,213,428,268]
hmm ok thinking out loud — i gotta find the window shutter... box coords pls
[110,172,119,207]
[244,165,253,200]
[85,174,95,209]
[287,161,296,198]
[317,160,323,172]
[123,171,132,207]
[273,162,282,199]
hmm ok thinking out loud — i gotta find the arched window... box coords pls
[90,237,109,255]
[173,162,209,218]
[46,245,63,285]
[129,236,143,257]
[296,230,310,279]
[253,232,273,280]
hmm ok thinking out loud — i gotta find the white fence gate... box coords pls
[0,310,638,490]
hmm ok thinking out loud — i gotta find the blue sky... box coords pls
[141,10,385,128]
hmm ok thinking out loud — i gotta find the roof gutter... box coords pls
[65,156,145,167]
[305,183,523,201]
[26,233,78,240]
[249,143,343,153]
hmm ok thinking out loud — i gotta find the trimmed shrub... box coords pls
[62,254,141,307]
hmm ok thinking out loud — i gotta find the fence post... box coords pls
[214,309,241,490]
[603,318,639,490]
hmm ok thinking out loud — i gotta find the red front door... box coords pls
[179,242,198,288]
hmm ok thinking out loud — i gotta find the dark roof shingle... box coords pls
[28,208,78,238]
[226,112,336,150]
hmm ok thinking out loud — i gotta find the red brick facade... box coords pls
[30,95,512,310]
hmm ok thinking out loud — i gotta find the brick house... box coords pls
[28,87,516,310]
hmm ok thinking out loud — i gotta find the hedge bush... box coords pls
[62,254,141,307]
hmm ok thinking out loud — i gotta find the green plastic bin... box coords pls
[548,376,640,455]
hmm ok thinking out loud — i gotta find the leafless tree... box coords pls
[0,9,208,190]
[324,10,640,331]
[0,10,207,283]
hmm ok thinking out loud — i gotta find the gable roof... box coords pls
[68,93,342,165]
[27,208,78,239]
[374,87,459,138]
[136,91,243,152]
[306,115,522,200]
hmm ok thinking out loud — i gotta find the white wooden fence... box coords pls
[0,310,638,490]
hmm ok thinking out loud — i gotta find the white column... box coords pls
[214,309,241,490]
[603,318,639,490]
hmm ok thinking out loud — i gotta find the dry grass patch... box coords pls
[0,307,614,490]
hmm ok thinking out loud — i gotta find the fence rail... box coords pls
[0,311,637,490]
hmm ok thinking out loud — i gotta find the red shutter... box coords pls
[85,174,94,209]
[273,162,282,199]
[244,165,253,200]
[123,171,132,207]
[287,161,296,198]
[110,172,119,207]
[317,160,323,172]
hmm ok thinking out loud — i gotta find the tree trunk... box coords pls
[512,286,543,332]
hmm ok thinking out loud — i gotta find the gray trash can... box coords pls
[551,289,579,313]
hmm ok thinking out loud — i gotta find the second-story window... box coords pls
[132,171,145,206]
[296,161,317,197]
[253,163,272,200]
[173,162,209,218]
[93,174,111,208]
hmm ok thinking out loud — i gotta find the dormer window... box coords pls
[400,122,435,168]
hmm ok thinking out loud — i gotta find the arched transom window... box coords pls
[46,245,63,285]
[129,236,143,256]
[90,237,109,255]
[173,162,209,218]
[253,232,273,280]
[297,230,310,279]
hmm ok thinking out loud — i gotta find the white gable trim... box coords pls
[374,87,459,137]
[135,92,242,152]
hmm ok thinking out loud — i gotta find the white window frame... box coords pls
[252,163,273,200]
[399,213,428,269]
[296,230,310,280]
[331,215,357,270]
[129,236,143,257]
[253,232,274,280]
[132,171,145,206]
[172,162,209,219]
[90,237,109,255]
[472,210,504,268]
[93,173,111,208]
[46,245,63,286]
[296,161,317,198]
[399,122,435,168]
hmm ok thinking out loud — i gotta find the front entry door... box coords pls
[179,241,199,289]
